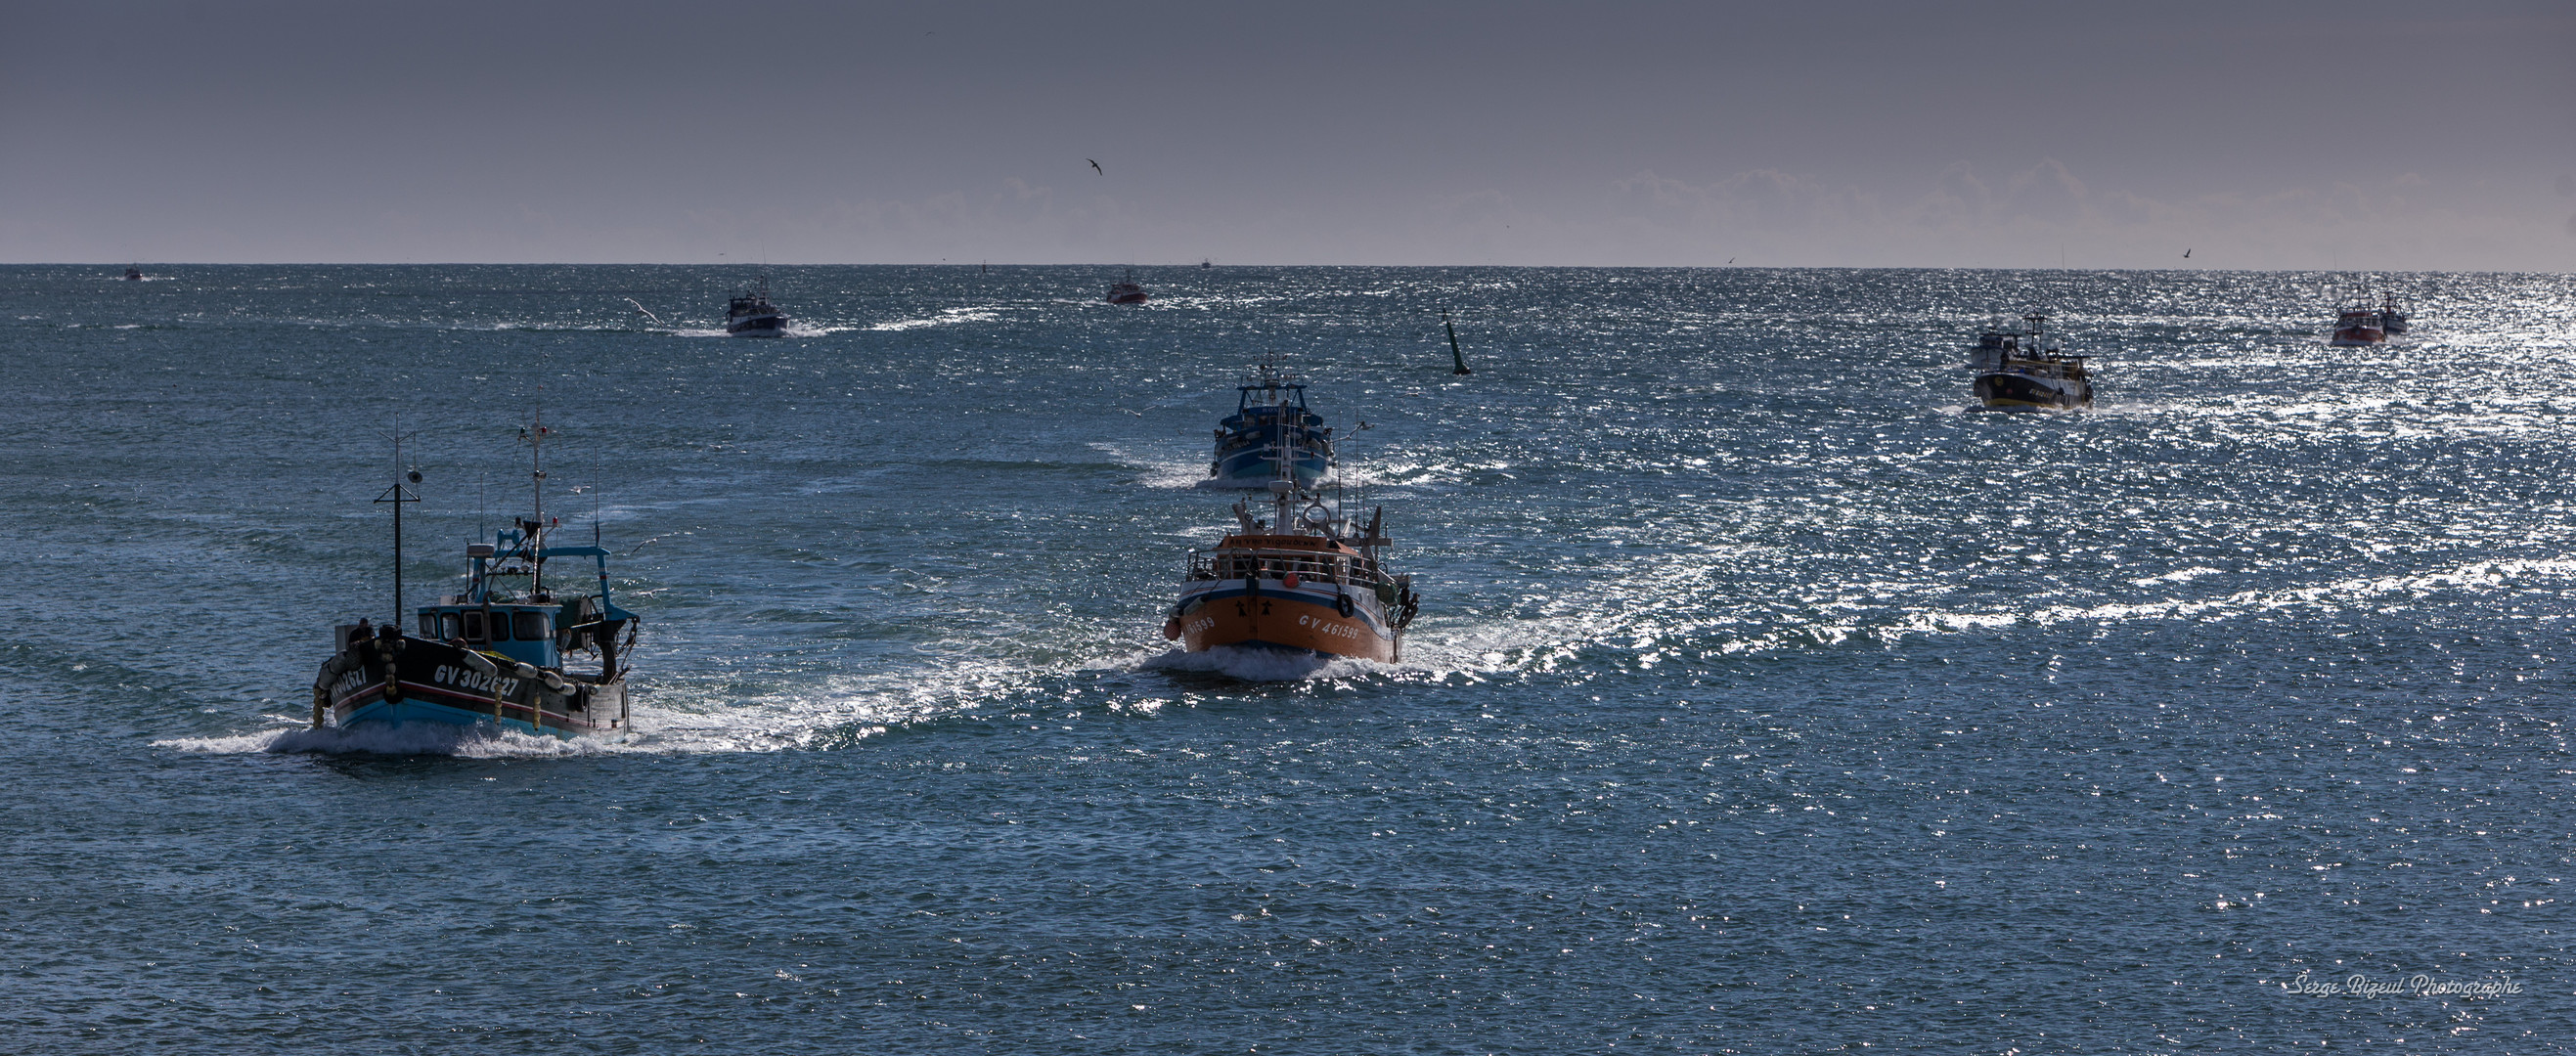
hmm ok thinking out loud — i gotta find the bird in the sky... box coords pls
[2184,248,2192,258]
[1088,159,1102,175]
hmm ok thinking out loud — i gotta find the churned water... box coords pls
[4,265,2574,1051]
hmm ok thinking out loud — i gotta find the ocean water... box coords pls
[4,264,2573,1051]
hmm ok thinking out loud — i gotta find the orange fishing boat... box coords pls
[1163,478,1418,663]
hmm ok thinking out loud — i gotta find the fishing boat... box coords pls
[310,418,640,739]
[123,266,143,282]
[1163,470,1418,664]
[1971,314,2093,410]
[725,276,788,336]
[2377,291,2411,335]
[1106,270,1149,304]
[1203,362,1333,489]
[2330,305,2385,346]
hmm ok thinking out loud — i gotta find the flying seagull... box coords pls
[1088,158,1102,175]
[2184,248,2192,258]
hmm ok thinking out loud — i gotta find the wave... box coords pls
[1133,644,1413,682]
[869,307,999,331]
[155,722,621,758]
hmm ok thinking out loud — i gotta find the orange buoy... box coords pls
[1163,618,1182,640]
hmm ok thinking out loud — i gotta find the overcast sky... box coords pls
[5,1,2572,269]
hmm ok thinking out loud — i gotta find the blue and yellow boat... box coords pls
[1203,363,1334,489]
[312,420,639,738]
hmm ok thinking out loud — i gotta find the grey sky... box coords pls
[6,1,2571,269]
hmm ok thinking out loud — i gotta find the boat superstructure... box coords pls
[1205,362,1334,489]
[312,416,640,739]
[1164,471,1417,664]
[1971,314,2093,410]
[726,276,788,336]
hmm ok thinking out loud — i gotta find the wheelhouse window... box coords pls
[418,613,435,637]
[439,612,462,640]
[513,611,549,642]
[489,611,512,641]
[461,610,485,642]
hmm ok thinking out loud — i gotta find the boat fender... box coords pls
[540,670,567,691]
[513,662,539,681]
[1163,618,1182,641]
[374,640,404,702]
[1283,573,1300,589]
[1336,594,1355,618]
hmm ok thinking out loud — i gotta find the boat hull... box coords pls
[1975,372,2091,410]
[315,636,627,739]
[1207,446,1329,489]
[2330,327,2384,345]
[727,314,787,337]
[1172,576,1399,663]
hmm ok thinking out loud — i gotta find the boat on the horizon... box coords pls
[124,266,143,281]
[1164,468,1417,664]
[1971,314,2093,410]
[1106,270,1149,304]
[726,276,789,336]
[1203,362,1333,489]
[2377,291,2411,335]
[2330,304,2385,346]
[310,418,640,739]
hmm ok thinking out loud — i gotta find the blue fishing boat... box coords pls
[1202,363,1334,489]
[725,275,788,336]
[311,417,640,739]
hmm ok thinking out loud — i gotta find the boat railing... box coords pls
[1187,548,1386,586]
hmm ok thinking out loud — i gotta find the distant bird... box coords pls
[1088,158,1102,175]
[2184,248,2192,258]
[623,297,661,327]
[1726,257,1735,264]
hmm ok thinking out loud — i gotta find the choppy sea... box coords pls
[4,264,2574,1052]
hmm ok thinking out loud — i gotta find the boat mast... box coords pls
[523,404,550,596]
[374,423,422,629]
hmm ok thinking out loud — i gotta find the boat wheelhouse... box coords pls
[1164,477,1417,664]
[312,418,639,740]
[1204,363,1334,489]
[1971,314,2093,410]
[726,276,788,337]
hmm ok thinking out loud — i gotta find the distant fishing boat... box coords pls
[2377,291,2411,335]
[311,417,639,739]
[1204,362,1333,489]
[2330,305,2385,346]
[1971,314,2093,410]
[124,266,142,281]
[1106,269,1149,304]
[1164,468,1418,664]
[725,276,788,337]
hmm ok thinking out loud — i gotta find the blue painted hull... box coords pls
[317,635,627,740]
[1209,446,1329,489]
